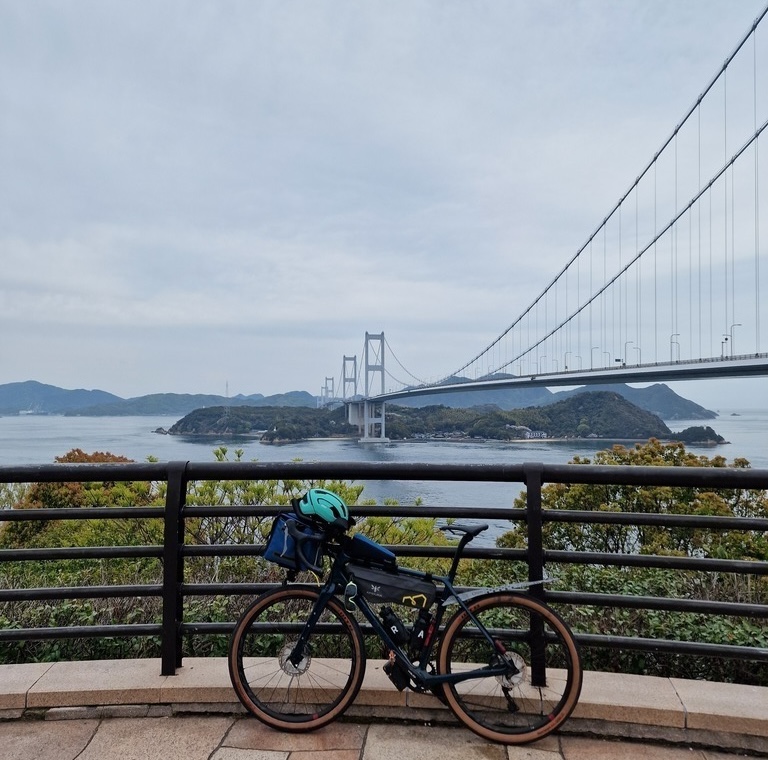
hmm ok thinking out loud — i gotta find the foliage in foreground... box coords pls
[482,439,768,684]
[0,447,448,662]
[499,438,768,559]
[0,442,766,686]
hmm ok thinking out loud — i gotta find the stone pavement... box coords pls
[0,716,759,760]
[1,658,767,759]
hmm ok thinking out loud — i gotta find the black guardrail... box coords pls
[1,460,767,676]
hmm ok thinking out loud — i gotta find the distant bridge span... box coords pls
[345,353,768,440]
[370,354,768,404]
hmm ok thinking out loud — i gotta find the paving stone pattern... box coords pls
[0,716,758,760]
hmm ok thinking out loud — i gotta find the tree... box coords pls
[0,449,162,552]
[0,447,377,661]
[487,440,768,684]
[499,439,768,560]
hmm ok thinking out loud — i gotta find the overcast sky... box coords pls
[1,0,767,409]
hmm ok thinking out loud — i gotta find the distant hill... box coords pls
[171,391,674,442]
[549,383,715,421]
[534,391,672,438]
[71,390,315,416]
[168,404,354,440]
[0,381,315,416]
[393,378,553,410]
[395,380,715,421]
[387,391,672,440]
[0,381,121,415]
[0,379,714,421]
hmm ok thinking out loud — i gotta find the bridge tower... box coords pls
[364,332,385,398]
[318,376,335,408]
[347,332,389,442]
[342,355,358,399]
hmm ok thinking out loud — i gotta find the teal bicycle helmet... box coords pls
[294,488,350,527]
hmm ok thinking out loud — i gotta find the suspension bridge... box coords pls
[321,6,768,440]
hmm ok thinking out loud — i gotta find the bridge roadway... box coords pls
[370,354,768,403]
[1,658,766,759]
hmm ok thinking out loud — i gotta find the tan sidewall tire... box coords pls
[437,592,582,745]
[228,585,366,731]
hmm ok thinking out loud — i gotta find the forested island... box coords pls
[166,391,725,445]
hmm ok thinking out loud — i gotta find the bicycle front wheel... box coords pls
[228,585,366,731]
[437,592,582,745]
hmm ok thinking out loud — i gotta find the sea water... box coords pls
[0,409,764,547]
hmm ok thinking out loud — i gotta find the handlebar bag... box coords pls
[350,563,436,609]
[263,513,324,571]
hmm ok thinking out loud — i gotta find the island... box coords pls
[167,391,724,445]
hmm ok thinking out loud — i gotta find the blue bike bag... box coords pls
[263,513,324,572]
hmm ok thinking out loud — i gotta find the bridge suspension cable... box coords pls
[383,335,425,386]
[328,5,768,401]
[437,3,768,385]
[488,115,768,376]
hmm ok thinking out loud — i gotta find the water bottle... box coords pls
[380,606,409,645]
[409,608,432,658]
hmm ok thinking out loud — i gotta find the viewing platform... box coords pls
[1,658,766,759]
[2,460,766,757]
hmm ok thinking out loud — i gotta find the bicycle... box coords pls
[228,495,582,746]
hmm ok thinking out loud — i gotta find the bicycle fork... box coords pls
[286,585,338,669]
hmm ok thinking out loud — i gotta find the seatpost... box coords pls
[447,531,474,582]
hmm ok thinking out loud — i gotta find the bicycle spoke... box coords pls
[229,587,366,731]
[438,593,582,744]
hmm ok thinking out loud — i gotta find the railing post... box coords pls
[523,462,546,687]
[524,462,545,597]
[161,461,188,676]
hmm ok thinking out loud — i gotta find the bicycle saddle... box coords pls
[439,523,488,538]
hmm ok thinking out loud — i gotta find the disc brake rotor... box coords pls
[497,650,526,688]
[279,642,311,676]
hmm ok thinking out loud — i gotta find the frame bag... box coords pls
[350,563,436,609]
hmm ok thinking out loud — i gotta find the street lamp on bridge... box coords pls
[670,334,680,362]
[624,340,634,366]
[727,323,742,357]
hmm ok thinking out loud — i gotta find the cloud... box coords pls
[0,0,766,403]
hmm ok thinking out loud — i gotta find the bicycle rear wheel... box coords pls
[228,585,366,731]
[437,592,581,745]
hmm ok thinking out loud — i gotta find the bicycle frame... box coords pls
[351,574,514,689]
[286,532,521,690]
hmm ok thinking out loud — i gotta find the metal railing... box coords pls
[1,460,767,677]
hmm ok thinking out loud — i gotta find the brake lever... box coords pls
[286,519,326,574]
